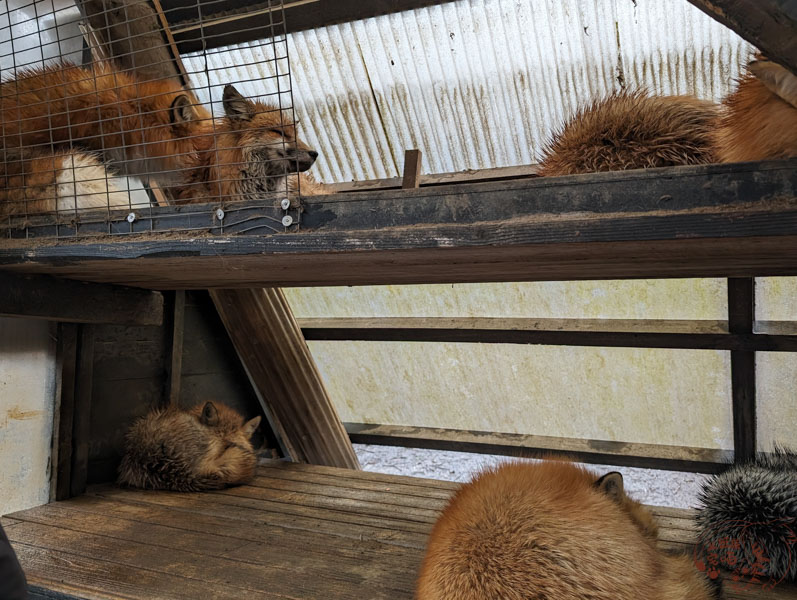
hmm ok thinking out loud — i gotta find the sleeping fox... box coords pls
[416,461,716,600]
[538,54,797,175]
[0,62,323,217]
[117,401,261,492]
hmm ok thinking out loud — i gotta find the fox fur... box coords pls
[168,84,324,204]
[537,92,719,176]
[0,61,198,185]
[117,401,261,492]
[416,461,716,600]
[713,57,797,163]
[695,447,797,583]
[0,148,129,216]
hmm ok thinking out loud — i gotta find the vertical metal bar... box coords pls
[728,277,756,462]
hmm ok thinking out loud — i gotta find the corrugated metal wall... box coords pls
[183,0,795,453]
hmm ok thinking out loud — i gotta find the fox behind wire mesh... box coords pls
[118,401,261,492]
[537,92,719,176]
[416,460,717,600]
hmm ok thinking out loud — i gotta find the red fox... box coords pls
[117,401,261,492]
[713,56,797,162]
[167,83,324,204]
[0,61,198,185]
[538,92,719,176]
[416,461,716,600]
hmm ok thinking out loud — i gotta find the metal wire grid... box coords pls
[0,0,309,239]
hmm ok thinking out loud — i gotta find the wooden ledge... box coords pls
[1,161,796,289]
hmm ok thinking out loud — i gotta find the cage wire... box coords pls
[0,0,310,239]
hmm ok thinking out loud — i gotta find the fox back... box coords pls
[538,92,718,176]
[416,461,715,600]
[713,57,797,163]
[0,61,199,185]
[117,401,261,492]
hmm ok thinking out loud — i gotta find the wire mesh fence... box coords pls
[0,0,318,239]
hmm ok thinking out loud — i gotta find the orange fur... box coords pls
[538,92,719,176]
[416,461,715,600]
[0,62,198,185]
[713,58,797,162]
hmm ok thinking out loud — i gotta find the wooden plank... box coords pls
[167,0,461,52]
[2,161,797,288]
[298,316,797,351]
[345,423,732,473]
[686,0,797,76]
[54,324,78,502]
[0,272,163,325]
[210,288,359,468]
[324,164,540,193]
[70,325,95,498]
[728,278,757,462]
[402,149,422,189]
[163,290,186,407]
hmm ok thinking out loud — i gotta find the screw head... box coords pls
[281,215,293,227]
[215,208,225,220]
[126,212,136,223]
[280,198,291,210]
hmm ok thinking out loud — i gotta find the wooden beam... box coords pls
[166,0,460,53]
[209,288,359,468]
[686,0,797,76]
[345,423,731,473]
[69,325,95,498]
[324,164,540,194]
[0,272,163,325]
[54,324,78,502]
[298,317,797,351]
[402,149,422,189]
[2,161,797,288]
[728,278,757,462]
[162,290,186,407]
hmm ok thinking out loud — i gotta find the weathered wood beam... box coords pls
[210,288,359,468]
[1,161,796,288]
[298,317,797,351]
[728,278,757,462]
[0,272,163,325]
[345,423,731,474]
[686,0,797,76]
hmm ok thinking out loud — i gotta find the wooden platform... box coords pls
[3,460,795,599]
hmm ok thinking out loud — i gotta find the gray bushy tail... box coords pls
[695,447,797,583]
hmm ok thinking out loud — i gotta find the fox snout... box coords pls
[293,148,318,172]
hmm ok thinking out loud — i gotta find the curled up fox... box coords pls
[0,60,323,217]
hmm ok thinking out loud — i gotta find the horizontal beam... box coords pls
[166,0,460,53]
[0,272,163,325]
[686,0,797,76]
[345,423,732,473]
[325,164,540,194]
[1,161,797,289]
[299,317,797,351]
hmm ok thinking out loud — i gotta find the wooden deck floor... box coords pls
[4,460,795,599]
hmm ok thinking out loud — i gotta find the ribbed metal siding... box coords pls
[183,0,752,183]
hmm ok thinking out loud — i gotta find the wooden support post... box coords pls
[54,324,78,501]
[163,290,186,407]
[210,288,359,469]
[728,278,756,463]
[402,149,422,189]
[69,325,95,498]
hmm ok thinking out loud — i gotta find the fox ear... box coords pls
[223,85,254,121]
[200,402,219,426]
[749,59,797,110]
[594,471,624,501]
[170,93,195,124]
[242,415,261,437]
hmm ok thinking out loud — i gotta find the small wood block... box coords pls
[402,149,422,189]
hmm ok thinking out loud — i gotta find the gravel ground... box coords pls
[354,443,710,509]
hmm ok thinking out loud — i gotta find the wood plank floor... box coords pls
[4,460,795,599]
